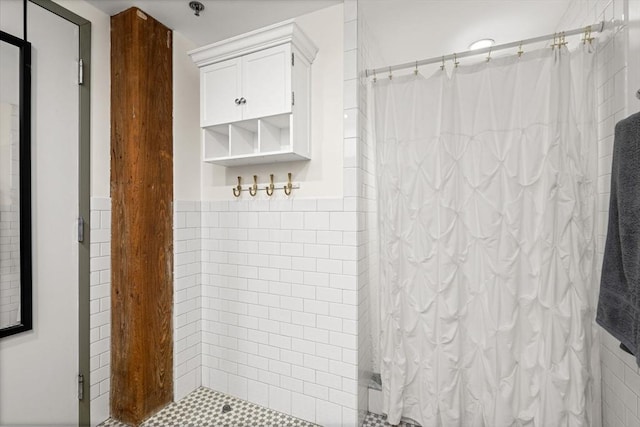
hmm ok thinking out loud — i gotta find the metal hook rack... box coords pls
[231,173,299,198]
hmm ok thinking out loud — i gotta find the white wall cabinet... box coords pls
[190,20,317,166]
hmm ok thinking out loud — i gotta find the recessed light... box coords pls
[469,39,495,50]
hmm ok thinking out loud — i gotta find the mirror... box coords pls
[0,30,31,338]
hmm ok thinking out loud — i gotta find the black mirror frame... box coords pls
[0,30,32,339]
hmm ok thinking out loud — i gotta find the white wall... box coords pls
[557,1,640,427]
[196,4,366,426]
[0,0,22,39]
[172,28,204,404]
[0,1,203,425]
[174,32,202,201]
[200,4,344,200]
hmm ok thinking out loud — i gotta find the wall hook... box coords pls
[249,175,258,196]
[283,173,293,196]
[232,176,242,198]
[266,174,275,196]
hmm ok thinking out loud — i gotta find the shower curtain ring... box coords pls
[453,53,459,68]
[560,31,567,47]
[486,47,492,62]
[517,42,524,58]
[414,61,419,76]
[440,56,445,71]
[388,66,393,80]
[582,25,594,45]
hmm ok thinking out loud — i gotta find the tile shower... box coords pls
[87,0,640,426]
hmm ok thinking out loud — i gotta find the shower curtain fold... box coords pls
[374,46,599,427]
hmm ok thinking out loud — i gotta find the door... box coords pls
[201,57,242,126]
[0,2,80,424]
[242,44,291,120]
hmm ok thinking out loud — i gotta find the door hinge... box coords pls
[78,59,84,85]
[77,374,85,400]
[77,216,85,243]
[291,52,294,66]
[292,91,295,106]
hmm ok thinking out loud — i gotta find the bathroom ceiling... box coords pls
[87,0,574,68]
[361,0,574,69]
[85,0,341,46]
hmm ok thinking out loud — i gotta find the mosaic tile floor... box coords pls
[98,387,317,427]
[362,412,419,427]
[98,386,417,427]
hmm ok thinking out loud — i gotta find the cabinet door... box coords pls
[201,58,242,126]
[241,44,292,120]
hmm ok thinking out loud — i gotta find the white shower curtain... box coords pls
[374,45,600,427]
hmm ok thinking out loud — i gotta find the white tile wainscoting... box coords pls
[89,197,112,426]
[200,199,360,426]
[174,201,203,401]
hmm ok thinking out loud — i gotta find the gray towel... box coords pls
[596,111,640,365]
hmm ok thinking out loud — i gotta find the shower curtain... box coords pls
[374,45,599,427]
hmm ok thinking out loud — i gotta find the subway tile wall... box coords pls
[174,201,203,400]
[353,0,381,424]
[90,199,204,425]
[200,199,359,426]
[89,197,111,426]
[0,204,19,328]
[558,1,639,426]
[0,104,20,329]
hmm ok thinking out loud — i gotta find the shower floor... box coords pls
[97,387,317,427]
[97,386,413,426]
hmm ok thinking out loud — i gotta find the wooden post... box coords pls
[110,8,173,425]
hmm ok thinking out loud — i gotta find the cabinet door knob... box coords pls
[234,98,240,105]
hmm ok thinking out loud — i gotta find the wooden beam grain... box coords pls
[110,8,173,425]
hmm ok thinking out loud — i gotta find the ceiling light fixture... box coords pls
[189,1,205,17]
[469,38,495,50]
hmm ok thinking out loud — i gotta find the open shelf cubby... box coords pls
[203,124,230,159]
[202,113,308,166]
[230,119,259,156]
[259,114,292,153]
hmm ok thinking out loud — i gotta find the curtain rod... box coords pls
[366,20,616,78]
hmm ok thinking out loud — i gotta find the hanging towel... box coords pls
[596,111,640,365]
